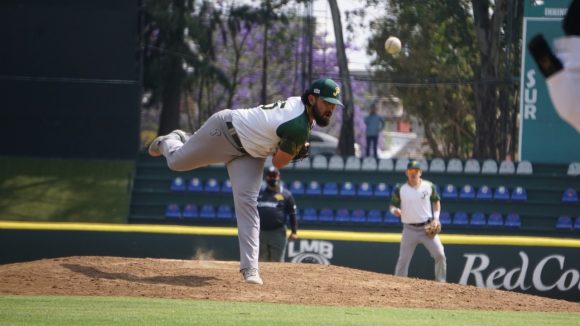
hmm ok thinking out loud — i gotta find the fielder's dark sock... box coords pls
[528,34,563,78]
[563,0,580,36]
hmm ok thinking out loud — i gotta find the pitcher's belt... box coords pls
[226,121,247,154]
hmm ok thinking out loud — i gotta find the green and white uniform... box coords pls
[232,97,312,158]
[157,97,310,274]
[390,180,446,282]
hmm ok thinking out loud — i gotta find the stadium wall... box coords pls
[1,221,578,302]
[0,0,142,159]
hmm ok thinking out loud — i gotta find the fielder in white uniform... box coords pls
[528,0,580,132]
[389,160,446,282]
[148,78,343,285]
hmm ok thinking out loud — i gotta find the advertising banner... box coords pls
[519,0,580,163]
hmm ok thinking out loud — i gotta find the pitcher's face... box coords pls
[311,96,336,126]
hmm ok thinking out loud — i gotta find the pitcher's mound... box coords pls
[0,256,578,312]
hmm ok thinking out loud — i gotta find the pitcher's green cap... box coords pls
[308,78,344,106]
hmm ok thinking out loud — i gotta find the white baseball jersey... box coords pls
[231,97,313,158]
[390,180,440,224]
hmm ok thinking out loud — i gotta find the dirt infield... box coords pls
[0,256,578,312]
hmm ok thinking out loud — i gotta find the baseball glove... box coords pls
[292,142,310,162]
[424,219,441,237]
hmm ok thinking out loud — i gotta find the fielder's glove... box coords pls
[424,219,442,237]
[292,142,310,162]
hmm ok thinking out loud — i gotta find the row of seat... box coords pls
[164,203,580,230]
[164,204,522,228]
[170,177,579,203]
[298,209,522,228]
[165,203,234,220]
[556,215,580,230]
[170,177,232,193]
[284,156,537,175]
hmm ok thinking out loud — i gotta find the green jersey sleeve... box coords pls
[430,183,441,202]
[390,185,401,207]
[276,114,310,156]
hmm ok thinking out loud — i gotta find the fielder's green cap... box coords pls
[308,78,344,106]
[407,160,422,170]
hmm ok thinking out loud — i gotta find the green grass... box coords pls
[0,296,578,326]
[0,157,134,223]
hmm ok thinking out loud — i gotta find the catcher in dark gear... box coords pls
[389,160,446,282]
[257,166,298,262]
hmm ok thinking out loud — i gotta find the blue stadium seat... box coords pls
[476,185,493,200]
[351,209,366,223]
[340,182,356,196]
[374,183,390,197]
[302,208,317,222]
[487,212,504,227]
[221,180,233,193]
[289,180,305,195]
[357,182,373,196]
[511,186,527,201]
[217,205,233,220]
[306,181,322,195]
[439,211,452,225]
[442,184,458,199]
[452,211,469,225]
[367,210,383,223]
[322,182,339,196]
[384,212,400,225]
[165,203,181,219]
[335,208,351,222]
[470,212,486,226]
[170,177,186,192]
[182,204,198,219]
[199,204,216,219]
[505,213,521,228]
[204,178,220,192]
[493,186,510,201]
[574,217,580,230]
[459,185,475,200]
[562,188,578,203]
[318,208,334,222]
[187,177,203,192]
[556,215,573,230]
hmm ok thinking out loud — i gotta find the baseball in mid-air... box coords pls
[384,36,402,55]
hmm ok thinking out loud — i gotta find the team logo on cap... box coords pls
[313,88,320,94]
[333,86,340,97]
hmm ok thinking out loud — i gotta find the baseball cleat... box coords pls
[148,129,188,157]
[241,268,263,285]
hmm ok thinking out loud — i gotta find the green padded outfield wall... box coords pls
[519,0,580,163]
[0,0,141,159]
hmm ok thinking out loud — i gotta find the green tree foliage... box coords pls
[143,0,231,135]
[367,0,521,160]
